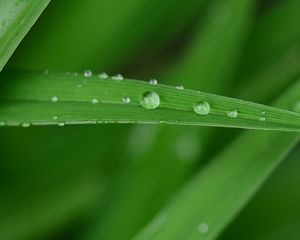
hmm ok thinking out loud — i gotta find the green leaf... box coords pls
[0,0,50,71]
[1,71,300,132]
[133,77,300,240]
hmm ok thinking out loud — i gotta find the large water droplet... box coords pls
[198,223,209,234]
[122,96,131,104]
[112,74,124,81]
[84,70,92,78]
[92,98,99,104]
[140,91,160,110]
[149,79,158,86]
[194,102,210,115]
[227,109,238,118]
[51,96,58,102]
[98,72,108,79]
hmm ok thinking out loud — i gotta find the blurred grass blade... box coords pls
[0,0,50,71]
[1,71,300,132]
[133,77,300,240]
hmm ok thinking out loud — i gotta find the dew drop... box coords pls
[21,122,30,128]
[227,109,238,118]
[176,85,184,90]
[112,74,124,81]
[198,223,209,234]
[44,69,49,75]
[58,122,65,127]
[259,116,266,121]
[194,102,210,115]
[140,91,160,110]
[51,96,58,102]
[92,98,99,104]
[98,72,108,79]
[84,70,92,78]
[0,121,6,126]
[122,96,131,104]
[149,79,158,86]
[53,116,58,120]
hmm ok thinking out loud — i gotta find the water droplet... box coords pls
[194,102,210,115]
[140,91,160,110]
[51,96,58,102]
[198,223,209,234]
[98,72,108,79]
[21,122,30,128]
[112,74,124,81]
[44,69,49,75]
[74,72,78,76]
[76,84,82,88]
[0,121,6,126]
[149,79,158,86]
[92,98,99,104]
[176,85,184,90]
[259,116,266,121]
[58,122,65,127]
[84,70,92,78]
[227,109,238,118]
[122,96,131,104]
[53,116,58,120]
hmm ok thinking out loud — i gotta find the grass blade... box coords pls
[1,71,300,132]
[0,0,50,71]
[133,77,300,240]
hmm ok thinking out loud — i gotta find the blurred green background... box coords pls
[1,0,300,239]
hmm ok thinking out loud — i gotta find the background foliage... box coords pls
[1,0,300,239]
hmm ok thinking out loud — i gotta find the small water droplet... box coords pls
[76,84,82,88]
[21,122,30,128]
[122,96,131,104]
[227,109,238,118]
[98,72,108,79]
[198,223,209,234]
[112,74,124,81]
[259,116,266,121]
[149,79,158,86]
[92,98,99,104]
[74,72,78,76]
[176,85,184,90]
[53,116,58,120]
[51,96,58,102]
[84,70,92,78]
[44,69,49,75]
[140,91,160,110]
[194,102,210,115]
[58,122,65,127]
[0,121,6,126]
